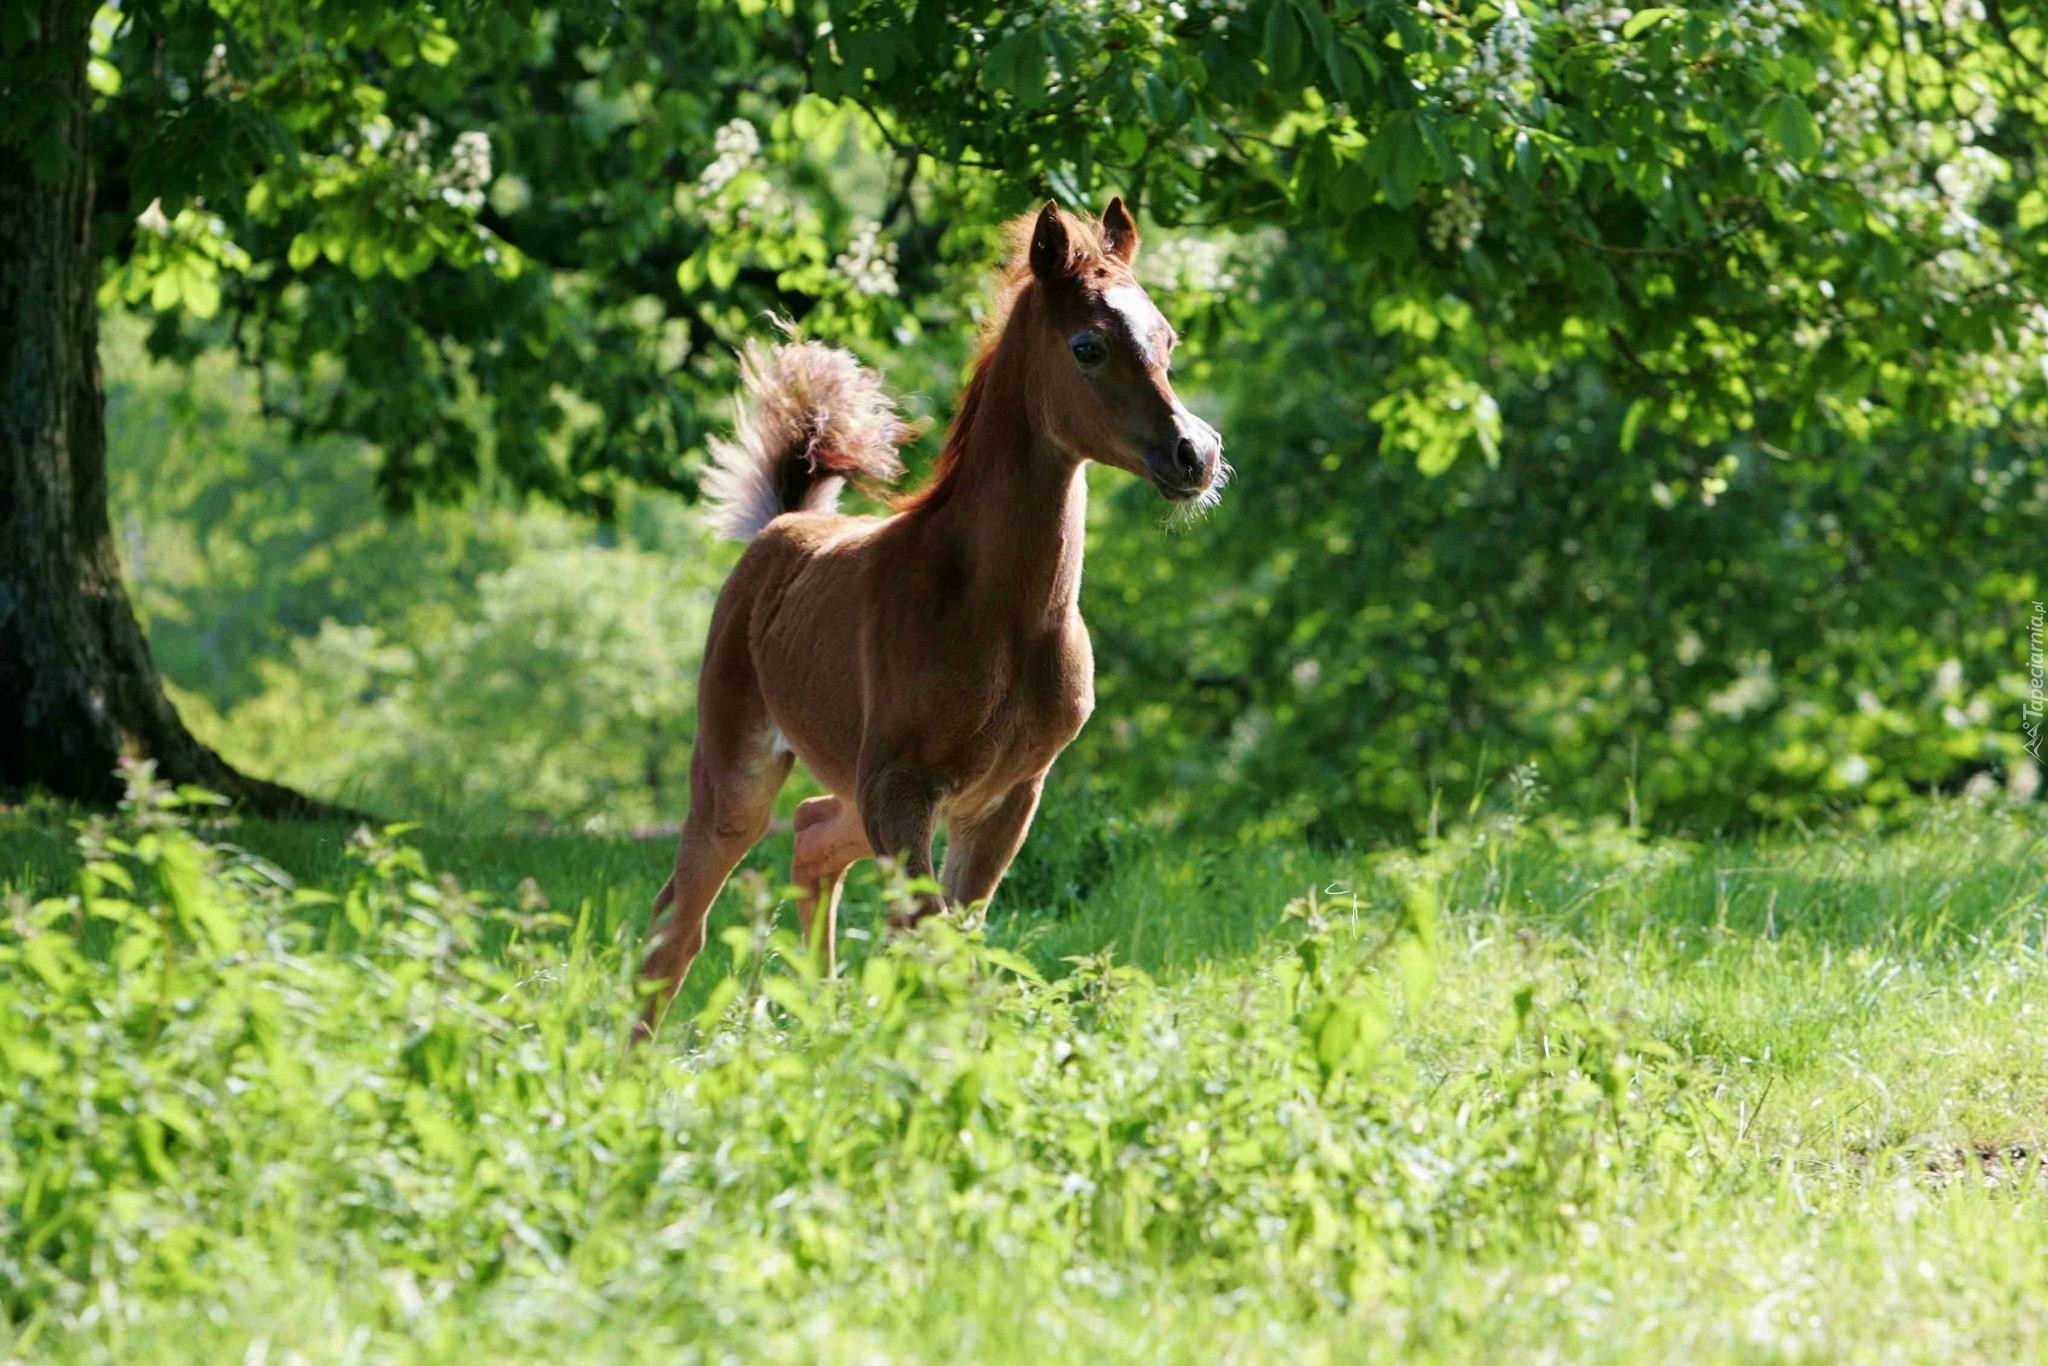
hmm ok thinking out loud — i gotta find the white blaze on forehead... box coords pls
[1101,283,1167,369]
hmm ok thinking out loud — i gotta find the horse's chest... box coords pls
[999,659,1093,758]
[949,632,1094,797]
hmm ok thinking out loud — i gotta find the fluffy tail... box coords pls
[700,336,920,542]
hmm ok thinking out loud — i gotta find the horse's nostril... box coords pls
[1173,437,1201,479]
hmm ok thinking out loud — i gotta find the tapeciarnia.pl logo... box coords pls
[2028,601,2045,763]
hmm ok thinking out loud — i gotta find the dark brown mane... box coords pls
[890,343,995,514]
[892,207,1133,514]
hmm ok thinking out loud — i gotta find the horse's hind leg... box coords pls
[635,742,790,1040]
[791,795,871,977]
[634,642,792,1042]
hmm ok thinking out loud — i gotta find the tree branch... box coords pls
[1983,0,2048,89]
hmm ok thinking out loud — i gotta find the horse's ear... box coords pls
[1028,200,1070,282]
[1101,196,1139,265]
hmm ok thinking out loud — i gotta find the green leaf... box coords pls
[0,1035,60,1080]
[1324,39,1365,104]
[981,947,1046,983]
[1395,883,1440,1015]
[1291,0,1335,52]
[156,834,203,921]
[20,934,75,991]
[694,976,741,1029]
[347,235,382,279]
[1372,294,1440,341]
[181,263,222,319]
[984,30,1049,106]
[761,976,820,1027]
[418,29,459,66]
[154,1096,207,1143]
[1758,93,1821,164]
[1396,938,1436,1018]
[0,8,41,53]
[1472,389,1502,468]
[136,1118,179,1185]
[86,859,134,893]
[403,1093,466,1161]
[1622,7,1681,39]
[859,954,899,1008]
[1415,433,1458,477]
[1263,0,1303,77]
[158,834,237,951]
[1301,995,1391,1089]
[2018,188,2048,232]
[1620,397,1653,452]
[1365,111,1434,208]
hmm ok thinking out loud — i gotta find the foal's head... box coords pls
[1012,199,1226,508]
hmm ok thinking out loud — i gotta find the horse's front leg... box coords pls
[940,775,1045,910]
[857,761,944,929]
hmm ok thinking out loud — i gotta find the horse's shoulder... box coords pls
[1031,614,1096,731]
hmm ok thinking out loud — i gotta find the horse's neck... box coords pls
[925,386,1087,635]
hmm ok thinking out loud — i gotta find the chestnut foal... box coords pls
[635,199,1225,1038]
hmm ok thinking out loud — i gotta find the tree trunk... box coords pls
[0,1,348,818]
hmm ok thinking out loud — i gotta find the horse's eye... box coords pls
[1070,333,1108,369]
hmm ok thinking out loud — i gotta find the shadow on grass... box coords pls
[5,799,2044,1027]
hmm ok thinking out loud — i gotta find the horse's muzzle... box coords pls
[1144,427,1222,500]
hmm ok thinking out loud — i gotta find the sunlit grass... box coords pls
[3,782,2045,1363]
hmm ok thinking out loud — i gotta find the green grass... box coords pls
[4,783,2047,1363]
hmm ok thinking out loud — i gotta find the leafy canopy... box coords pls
[10,0,2046,506]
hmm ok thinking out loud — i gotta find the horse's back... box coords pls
[759,508,887,556]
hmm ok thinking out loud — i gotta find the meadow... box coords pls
[5,774,2045,1363]
[8,1,2048,1362]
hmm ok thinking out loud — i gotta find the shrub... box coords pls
[0,767,1710,1359]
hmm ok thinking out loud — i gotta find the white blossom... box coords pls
[1444,0,1537,114]
[1147,234,1238,294]
[1553,0,1635,47]
[447,131,493,192]
[1706,654,1778,719]
[1429,182,1484,253]
[1904,0,1985,26]
[428,130,494,213]
[1726,0,1801,52]
[698,118,762,197]
[834,220,899,297]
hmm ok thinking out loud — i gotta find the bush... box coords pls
[1082,251,2047,836]
[0,767,1709,1359]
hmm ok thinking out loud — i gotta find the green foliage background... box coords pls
[1075,251,2046,835]
[108,288,2043,836]
[53,0,2048,832]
